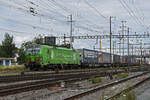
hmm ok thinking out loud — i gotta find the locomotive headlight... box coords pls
[40,56,43,61]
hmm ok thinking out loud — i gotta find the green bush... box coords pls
[91,77,102,84]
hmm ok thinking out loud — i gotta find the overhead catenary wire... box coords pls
[0,27,36,35]
[122,0,145,26]
[129,0,147,28]
[119,0,144,27]
[25,0,67,18]
[46,0,104,32]
[84,0,108,21]
[0,1,102,35]
[0,1,66,22]
[0,27,65,37]
[0,16,53,31]
[44,0,108,34]
[71,0,107,31]
[39,0,67,17]
[47,0,72,14]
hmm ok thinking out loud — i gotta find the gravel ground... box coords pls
[0,72,144,100]
[134,78,150,100]
[76,73,150,100]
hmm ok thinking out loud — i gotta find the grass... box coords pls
[91,77,102,84]
[117,73,129,79]
[0,65,28,73]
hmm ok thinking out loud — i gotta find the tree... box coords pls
[0,33,17,58]
[17,48,26,64]
[33,35,43,44]
[0,45,4,57]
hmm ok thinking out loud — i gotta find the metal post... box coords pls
[110,16,112,64]
[127,28,130,65]
[100,40,102,51]
[121,21,126,58]
[140,40,142,64]
[113,41,115,55]
[63,34,66,45]
[127,28,130,56]
[132,44,134,63]
[69,15,73,48]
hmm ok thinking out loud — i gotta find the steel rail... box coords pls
[0,70,101,83]
[0,71,109,96]
[64,72,149,100]
[106,75,150,100]
[0,67,148,83]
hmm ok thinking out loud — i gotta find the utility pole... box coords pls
[100,40,102,52]
[121,21,126,57]
[109,16,116,64]
[110,16,112,64]
[113,41,115,55]
[140,40,142,64]
[132,44,134,63]
[119,32,121,56]
[63,34,66,45]
[127,27,130,65]
[69,14,73,48]
[127,28,130,56]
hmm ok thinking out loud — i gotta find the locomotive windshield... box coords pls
[26,44,40,54]
[26,48,40,54]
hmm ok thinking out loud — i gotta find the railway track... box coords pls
[0,66,148,83]
[64,72,149,100]
[0,71,148,97]
[0,67,148,97]
[0,70,100,83]
[0,70,114,96]
[106,74,150,100]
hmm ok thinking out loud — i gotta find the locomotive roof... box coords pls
[41,45,75,51]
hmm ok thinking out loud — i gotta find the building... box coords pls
[0,58,14,66]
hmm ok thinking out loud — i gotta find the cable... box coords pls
[25,0,67,18]
[47,0,71,14]
[118,0,140,26]
[0,27,35,35]
[84,0,108,21]
[130,0,146,27]
[0,16,53,31]
[74,24,102,33]
[70,0,106,30]
[122,0,144,25]
[45,0,105,34]
[40,0,66,17]
[120,0,143,26]
[0,1,65,22]
[46,0,105,33]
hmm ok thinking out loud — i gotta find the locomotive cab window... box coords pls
[26,48,40,54]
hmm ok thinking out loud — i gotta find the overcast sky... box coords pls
[0,0,150,54]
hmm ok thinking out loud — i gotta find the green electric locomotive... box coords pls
[25,44,81,70]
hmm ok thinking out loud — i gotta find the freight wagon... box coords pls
[79,49,120,67]
[78,48,102,67]
[121,56,140,66]
[112,54,121,67]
